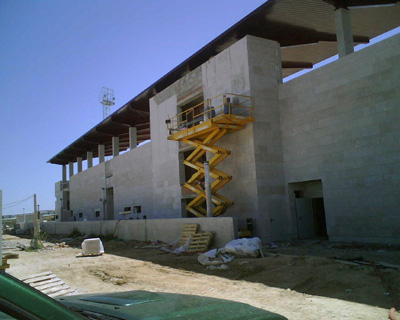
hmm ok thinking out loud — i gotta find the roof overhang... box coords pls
[48,0,400,165]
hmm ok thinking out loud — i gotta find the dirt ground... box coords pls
[3,234,400,320]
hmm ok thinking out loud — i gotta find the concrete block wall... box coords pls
[202,37,258,232]
[109,142,153,219]
[201,36,288,241]
[150,95,181,218]
[279,33,400,243]
[150,66,203,218]
[69,162,106,221]
[69,143,154,221]
[41,217,237,248]
[247,36,288,241]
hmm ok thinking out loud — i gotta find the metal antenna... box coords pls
[99,87,116,119]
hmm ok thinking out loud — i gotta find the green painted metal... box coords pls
[0,272,287,320]
[58,291,288,320]
[0,271,85,320]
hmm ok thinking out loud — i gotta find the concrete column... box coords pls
[69,162,74,177]
[62,165,67,182]
[334,7,354,58]
[129,127,137,149]
[77,157,83,173]
[87,151,93,168]
[112,136,119,157]
[98,145,105,163]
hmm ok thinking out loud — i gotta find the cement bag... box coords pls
[224,237,262,257]
[81,238,104,256]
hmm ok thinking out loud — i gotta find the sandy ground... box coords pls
[3,234,400,320]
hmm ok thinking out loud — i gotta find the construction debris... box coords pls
[21,271,77,298]
[198,237,263,269]
[54,242,69,248]
[224,237,263,257]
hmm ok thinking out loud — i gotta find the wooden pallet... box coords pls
[1,253,19,271]
[21,271,77,298]
[186,232,214,253]
[178,224,199,247]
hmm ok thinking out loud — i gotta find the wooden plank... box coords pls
[0,264,10,270]
[42,285,71,295]
[49,288,76,298]
[2,253,19,259]
[178,224,199,246]
[21,271,53,281]
[24,274,57,284]
[187,232,213,253]
[28,277,62,288]
[33,280,65,291]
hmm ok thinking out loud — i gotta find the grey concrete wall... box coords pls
[41,217,237,248]
[69,162,105,221]
[279,33,400,243]
[69,143,154,221]
[150,66,203,218]
[106,142,154,220]
[150,95,182,218]
[202,36,257,232]
[247,36,287,241]
[201,36,286,241]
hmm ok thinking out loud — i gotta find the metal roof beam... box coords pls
[282,61,313,69]
[323,0,397,9]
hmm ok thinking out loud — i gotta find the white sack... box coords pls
[81,238,104,255]
[224,237,262,257]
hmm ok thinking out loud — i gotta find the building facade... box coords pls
[50,1,400,243]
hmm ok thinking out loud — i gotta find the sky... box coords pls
[0,0,266,215]
[0,1,399,215]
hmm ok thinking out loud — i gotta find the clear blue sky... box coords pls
[0,0,266,214]
[1,1,398,215]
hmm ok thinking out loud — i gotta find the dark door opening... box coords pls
[312,197,327,237]
[106,187,114,220]
[291,180,328,239]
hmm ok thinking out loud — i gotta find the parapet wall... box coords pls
[41,217,238,248]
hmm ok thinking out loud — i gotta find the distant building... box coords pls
[48,1,400,244]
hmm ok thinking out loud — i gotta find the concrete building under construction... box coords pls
[48,0,400,244]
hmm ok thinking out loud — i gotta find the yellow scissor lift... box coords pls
[166,93,255,217]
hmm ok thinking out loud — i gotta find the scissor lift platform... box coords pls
[166,93,254,217]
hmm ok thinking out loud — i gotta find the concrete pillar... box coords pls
[98,145,105,163]
[129,127,137,149]
[87,151,93,168]
[69,162,74,177]
[62,165,67,182]
[77,157,82,173]
[112,136,119,157]
[334,7,354,58]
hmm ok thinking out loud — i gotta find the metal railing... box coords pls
[166,93,254,134]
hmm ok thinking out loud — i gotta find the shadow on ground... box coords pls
[101,239,399,310]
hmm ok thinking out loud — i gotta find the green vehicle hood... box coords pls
[57,290,287,320]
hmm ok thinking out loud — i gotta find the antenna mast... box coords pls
[99,87,115,119]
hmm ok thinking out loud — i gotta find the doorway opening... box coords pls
[289,180,327,239]
[106,187,114,220]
